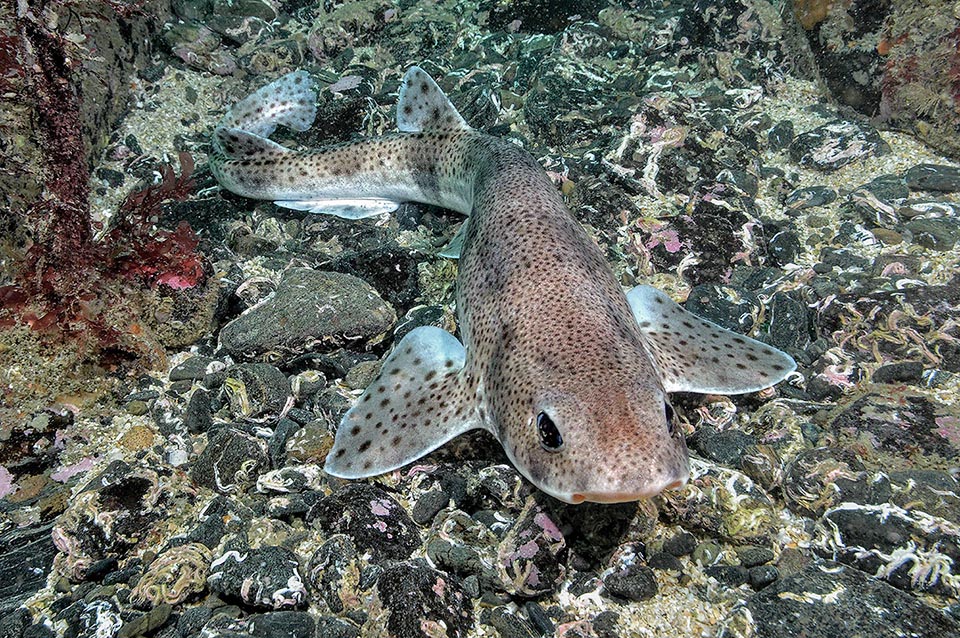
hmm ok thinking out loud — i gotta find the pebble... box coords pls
[169,356,214,382]
[767,120,794,151]
[689,425,756,467]
[784,186,837,212]
[219,268,396,360]
[662,531,697,557]
[747,561,960,637]
[182,388,213,434]
[308,484,421,563]
[602,564,658,602]
[190,428,269,494]
[692,541,722,567]
[647,551,683,573]
[748,565,779,590]
[222,363,291,420]
[488,606,538,638]
[411,488,451,526]
[207,546,307,610]
[523,601,555,636]
[766,229,801,266]
[705,564,748,587]
[736,546,775,568]
[904,163,960,192]
[496,501,566,597]
[375,562,473,638]
[871,361,924,384]
[789,120,887,171]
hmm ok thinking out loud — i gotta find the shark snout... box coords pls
[569,464,689,504]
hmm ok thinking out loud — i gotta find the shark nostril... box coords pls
[664,402,675,435]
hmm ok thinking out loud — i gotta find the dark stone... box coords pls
[663,531,697,557]
[905,218,960,251]
[95,167,124,188]
[497,502,566,596]
[376,562,473,638]
[684,284,759,333]
[411,489,450,526]
[207,546,308,610]
[904,164,960,192]
[177,496,251,549]
[247,611,315,638]
[748,565,779,590]
[671,190,754,286]
[169,356,213,382]
[314,617,359,638]
[765,229,801,266]
[117,604,172,638]
[705,565,749,587]
[591,611,620,638]
[737,546,775,568]
[747,561,960,637]
[767,120,794,151]
[817,284,960,373]
[269,418,302,467]
[887,470,960,521]
[828,391,954,459]
[602,564,658,602]
[267,490,323,520]
[789,121,888,171]
[647,552,683,573]
[784,186,837,213]
[222,363,291,419]
[689,425,756,467]
[308,484,420,563]
[307,535,357,615]
[176,606,213,637]
[783,447,868,518]
[0,609,31,638]
[0,521,56,615]
[871,361,924,384]
[219,268,396,361]
[183,388,213,434]
[522,601,555,636]
[190,428,269,494]
[764,292,810,351]
[488,606,537,638]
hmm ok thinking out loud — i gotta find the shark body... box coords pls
[210,67,796,504]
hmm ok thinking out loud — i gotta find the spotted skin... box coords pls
[210,67,797,504]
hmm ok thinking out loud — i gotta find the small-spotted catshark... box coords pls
[210,67,796,504]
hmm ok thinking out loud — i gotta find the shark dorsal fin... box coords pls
[397,66,469,133]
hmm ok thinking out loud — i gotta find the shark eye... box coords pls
[664,403,675,435]
[536,411,563,451]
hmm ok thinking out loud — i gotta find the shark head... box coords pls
[489,330,690,504]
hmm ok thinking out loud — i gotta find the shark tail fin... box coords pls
[218,70,317,138]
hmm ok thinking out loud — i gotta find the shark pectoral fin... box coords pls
[215,127,291,159]
[438,219,468,259]
[324,326,480,479]
[397,66,470,132]
[626,285,797,395]
[274,198,401,219]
